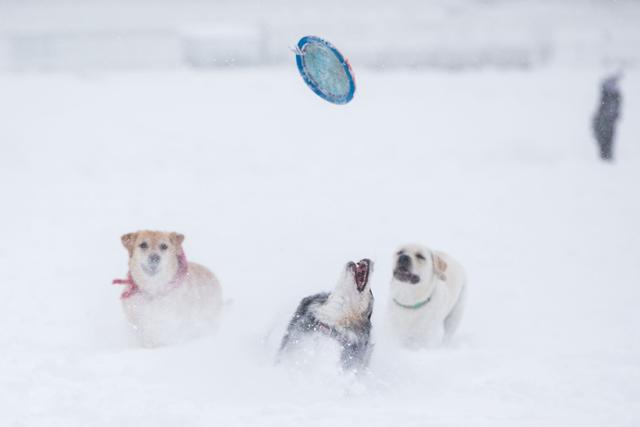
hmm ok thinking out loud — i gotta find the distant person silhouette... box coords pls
[592,74,622,161]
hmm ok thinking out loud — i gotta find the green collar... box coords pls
[393,296,431,310]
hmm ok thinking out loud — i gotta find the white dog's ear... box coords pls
[433,253,448,281]
[121,232,138,257]
[170,232,185,246]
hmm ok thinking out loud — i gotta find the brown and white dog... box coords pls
[387,243,466,348]
[114,230,223,347]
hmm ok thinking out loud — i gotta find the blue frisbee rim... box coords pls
[295,36,356,105]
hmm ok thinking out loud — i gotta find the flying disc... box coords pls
[295,36,356,105]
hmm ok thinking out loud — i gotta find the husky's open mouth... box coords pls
[354,259,371,292]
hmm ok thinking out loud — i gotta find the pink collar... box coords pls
[113,251,188,299]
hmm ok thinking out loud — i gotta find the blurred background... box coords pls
[1,0,638,72]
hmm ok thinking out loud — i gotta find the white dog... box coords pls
[387,243,466,347]
[114,230,223,347]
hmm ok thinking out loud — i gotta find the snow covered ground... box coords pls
[0,66,639,426]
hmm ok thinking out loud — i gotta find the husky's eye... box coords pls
[139,242,148,250]
[159,243,168,251]
[416,253,426,260]
[397,250,404,256]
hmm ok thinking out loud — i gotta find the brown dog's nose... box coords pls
[148,253,161,264]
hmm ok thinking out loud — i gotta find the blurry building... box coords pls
[0,0,637,72]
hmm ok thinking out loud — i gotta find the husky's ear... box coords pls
[433,253,448,281]
[121,232,138,257]
[169,232,185,247]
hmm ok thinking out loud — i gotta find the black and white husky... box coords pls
[279,259,374,370]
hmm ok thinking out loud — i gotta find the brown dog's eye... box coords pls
[139,242,148,250]
[159,243,168,251]
[416,253,426,260]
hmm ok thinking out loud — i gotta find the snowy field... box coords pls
[0,66,639,426]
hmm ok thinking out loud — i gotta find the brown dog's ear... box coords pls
[121,232,138,256]
[433,253,448,281]
[170,232,185,246]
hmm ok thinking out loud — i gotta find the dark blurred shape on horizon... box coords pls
[593,74,622,161]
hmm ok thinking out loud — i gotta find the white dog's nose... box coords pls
[397,254,411,267]
[148,253,161,264]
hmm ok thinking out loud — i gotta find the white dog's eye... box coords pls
[159,243,168,251]
[139,242,148,250]
[416,253,426,260]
